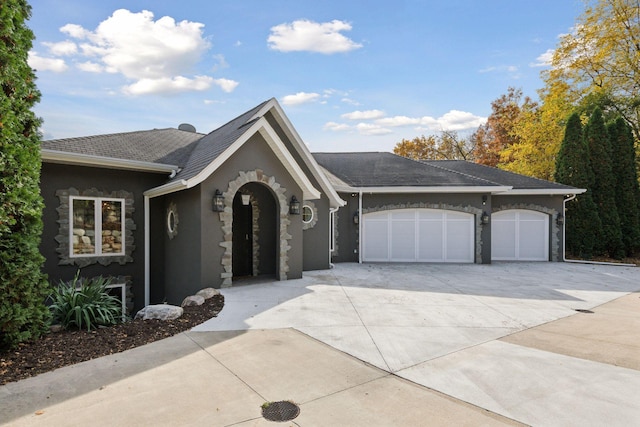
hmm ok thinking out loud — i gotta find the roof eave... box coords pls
[184,117,322,200]
[337,185,513,194]
[257,99,346,207]
[41,149,178,174]
[502,188,586,195]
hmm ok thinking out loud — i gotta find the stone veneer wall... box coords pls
[362,202,485,263]
[55,187,135,267]
[219,170,291,287]
[493,203,560,261]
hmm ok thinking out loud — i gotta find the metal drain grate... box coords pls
[575,309,594,314]
[262,401,300,422]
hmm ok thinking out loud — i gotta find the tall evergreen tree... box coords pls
[584,108,624,258]
[0,0,50,348]
[555,112,602,258]
[608,117,640,256]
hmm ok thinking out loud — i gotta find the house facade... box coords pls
[39,99,584,312]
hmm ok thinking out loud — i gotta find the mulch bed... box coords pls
[0,295,224,386]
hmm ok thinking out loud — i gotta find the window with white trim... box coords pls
[70,196,125,257]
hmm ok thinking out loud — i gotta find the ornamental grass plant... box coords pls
[49,272,123,331]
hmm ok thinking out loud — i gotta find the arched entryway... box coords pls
[230,182,279,281]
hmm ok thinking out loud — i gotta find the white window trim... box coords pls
[302,204,314,224]
[69,196,126,258]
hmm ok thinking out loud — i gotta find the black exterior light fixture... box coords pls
[556,214,564,225]
[353,210,359,224]
[289,195,301,215]
[481,211,490,225]
[482,195,487,206]
[212,189,225,212]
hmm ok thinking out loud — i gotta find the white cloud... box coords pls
[60,23,91,39]
[356,123,392,136]
[375,111,485,131]
[268,19,362,54]
[341,109,385,120]
[530,49,554,67]
[43,40,77,56]
[324,121,351,131]
[123,75,214,95]
[44,9,235,96]
[376,115,422,127]
[213,78,239,93]
[76,61,103,72]
[434,110,486,131]
[27,51,68,72]
[341,97,360,106]
[281,92,321,105]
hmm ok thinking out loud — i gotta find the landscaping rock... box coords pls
[181,295,205,307]
[135,304,183,321]
[196,287,220,299]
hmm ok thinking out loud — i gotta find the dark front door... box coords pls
[232,193,253,277]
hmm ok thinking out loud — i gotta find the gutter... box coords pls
[329,206,339,268]
[42,149,179,174]
[358,190,363,264]
[561,194,635,267]
[143,180,189,306]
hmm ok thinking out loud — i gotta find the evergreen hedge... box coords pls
[555,112,602,258]
[0,0,50,348]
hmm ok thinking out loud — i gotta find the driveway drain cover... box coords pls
[262,401,300,422]
[575,309,594,314]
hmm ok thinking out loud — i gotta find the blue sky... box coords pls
[28,0,583,152]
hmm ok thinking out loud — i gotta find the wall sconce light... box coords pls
[289,195,301,215]
[241,194,251,205]
[556,214,564,225]
[481,211,490,225]
[212,189,225,212]
[353,210,359,224]
[482,195,487,206]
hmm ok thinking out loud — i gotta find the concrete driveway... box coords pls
[193,262,640,426]
[3,262,639,426]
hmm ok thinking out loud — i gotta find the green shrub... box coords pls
[49,272,123,331]
[0,0,51,349]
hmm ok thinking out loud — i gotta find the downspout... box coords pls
[144,195,150,306]
[358,190,363,264]
[562,194,635,267]
[329,207,339,268]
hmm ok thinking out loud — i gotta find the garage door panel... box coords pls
[417,220,444,261]
[446,220,473,261]
[363,209,473,263]
[363,219,389,261]
[492,210,548,261]
[391,220,416,260]
[492,220,516,259]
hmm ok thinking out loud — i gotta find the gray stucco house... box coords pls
[40,98,584,311]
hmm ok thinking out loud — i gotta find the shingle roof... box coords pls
[312,152,500,187]
[173,100,268,181]
[422,160,576,190]
[42,128,204,166]
[42,99,271,182]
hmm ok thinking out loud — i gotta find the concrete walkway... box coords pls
[2,262,639,426]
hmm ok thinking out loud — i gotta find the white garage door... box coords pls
[362,209,474,263]
[491,210,549,261]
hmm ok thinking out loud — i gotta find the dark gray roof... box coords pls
[312,152,500,187]
[174,100,268,181]
[42,99,271,183]
[42,128,204,166]
[422,160,576,190]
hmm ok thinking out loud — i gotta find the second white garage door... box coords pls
[362,209,474,263]
[491,209,549,261]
